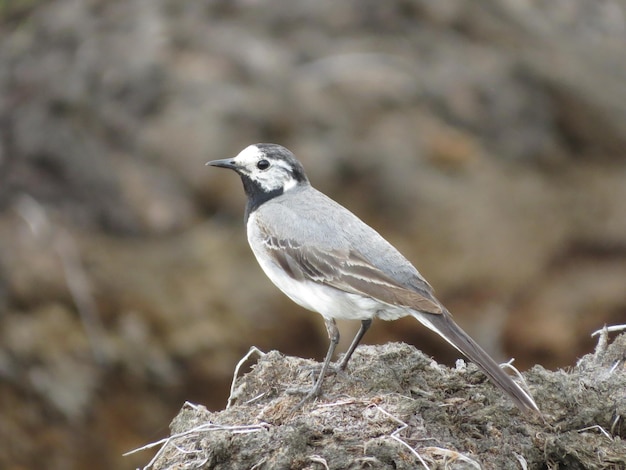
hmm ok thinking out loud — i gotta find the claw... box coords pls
[297,362,345,382]
[288,383,323,412]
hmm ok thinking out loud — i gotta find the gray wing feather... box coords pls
[256,187,442,315]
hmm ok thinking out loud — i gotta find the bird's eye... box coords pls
[256,159,270,170]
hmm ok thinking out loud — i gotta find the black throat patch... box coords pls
[241,175,284,222]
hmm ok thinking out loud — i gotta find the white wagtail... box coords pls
[207,143,540,414]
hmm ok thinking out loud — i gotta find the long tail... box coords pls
[411,309,540,415]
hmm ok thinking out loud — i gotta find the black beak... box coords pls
[206,158,239,170]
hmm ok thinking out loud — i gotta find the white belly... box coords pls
[258,256,383,320]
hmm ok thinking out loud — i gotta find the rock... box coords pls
[144,333,626,469]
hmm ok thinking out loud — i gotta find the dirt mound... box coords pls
[140,331,626,469]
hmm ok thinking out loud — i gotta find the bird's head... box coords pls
[207,144,309,197]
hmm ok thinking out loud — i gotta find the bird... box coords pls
[207,143,540,415]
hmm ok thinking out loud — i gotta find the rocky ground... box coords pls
[141,331,626,469]
[0,1,625,469]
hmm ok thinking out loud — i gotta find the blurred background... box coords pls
[1,0,625,468]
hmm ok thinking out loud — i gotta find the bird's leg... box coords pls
[294,318,372,381]
[290,318,339,410]
[338,319,372,371]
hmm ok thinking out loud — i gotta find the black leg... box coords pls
[294,318,340,409]
[338,319,372,370]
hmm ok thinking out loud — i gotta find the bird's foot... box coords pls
[285,382,323,412]
[297,361,349,384]
[285,383,321,397]
[286,359,340,411]
[286,360,364,413]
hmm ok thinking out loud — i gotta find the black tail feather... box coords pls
[411,310,540,415]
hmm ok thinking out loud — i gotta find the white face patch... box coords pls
[233,145,264,166]
[234,145,299,193]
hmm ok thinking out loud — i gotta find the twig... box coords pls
[423,446,482,469]
[368,404,431,469]
[227,347,266,408]
[609,360,622,374]
[513,452,528,470]
[244,392,267,405]
[610,414,622,436]
[500,358,530,389]
[124,421,271,469]
[577,424,613,441]
[591,324,626,337]
[590,324,626,363]
[500,358,539,412]
[308,455,330,470]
